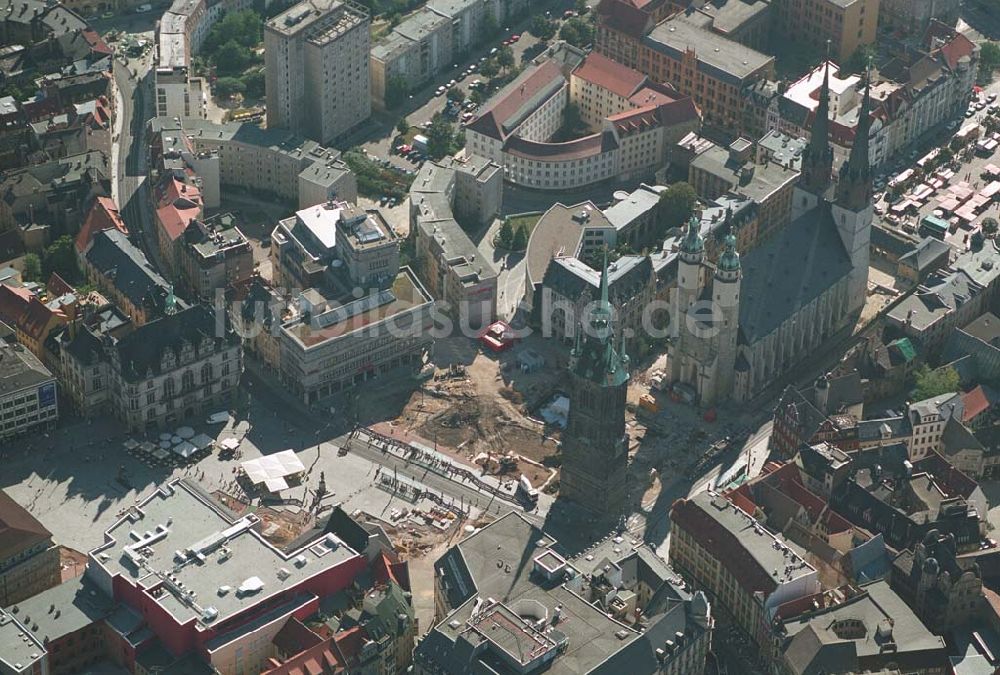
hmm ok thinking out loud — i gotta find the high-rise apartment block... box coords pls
[265,0,371,145]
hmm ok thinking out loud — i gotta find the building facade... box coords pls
[0,489,60,607]
[595,10,774,135]
[773,0,879,63]
[465,55,700,191]
[265,0,371,144]
[0,341,58,442]
[109,305,242,432]
[670,491,821,648]
[410,159,500,329]
[151,117,358,210]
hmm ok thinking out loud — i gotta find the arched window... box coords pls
[201,363,213,384]
[163,377,175,399]
[182,370,195,393]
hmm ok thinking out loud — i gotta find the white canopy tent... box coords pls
[241,450,305,492]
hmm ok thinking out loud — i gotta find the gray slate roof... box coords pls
[739,201,853,345]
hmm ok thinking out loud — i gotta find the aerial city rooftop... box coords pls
[1,0,1000,672]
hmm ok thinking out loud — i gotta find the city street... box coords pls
[112,50,164,270]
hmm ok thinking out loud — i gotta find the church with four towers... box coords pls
[669,62,875,405]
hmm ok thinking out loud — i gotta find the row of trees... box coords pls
[497,220,529,250]
[22,236,82,285]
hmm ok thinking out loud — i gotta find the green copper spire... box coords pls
[165,284,177,315]
[588,249,613,343]
[571,250,628,387]
[680,212,704,256]
[718,226,741,272]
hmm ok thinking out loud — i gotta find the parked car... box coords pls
[435,86,446,96]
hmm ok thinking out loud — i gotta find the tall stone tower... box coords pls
[560,254,630,518]
[792,60,835,221]
[833,70,875,314]
[712,227,741,400]
[671,213,706,385]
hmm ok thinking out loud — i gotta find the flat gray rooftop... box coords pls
[430,513,646,673]
[0,609,45,674]
[644,14,772,86]
[8,574,113,644]
[88,480,359,628]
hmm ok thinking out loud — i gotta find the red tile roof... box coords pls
[466,61,566,142]
[81,28,112,56]
[76,196,128,253]
[0,489,52,562]
[155,177,202,242]
[961,385,990,423]
[46,272,74,298]
[628,82,679,108]
[573,52,647,99]
[505,131,616,161]
[927,23,975,71]
[597,0,654,38]
[16,297,64,341]
[0,283,32,327]
[373,550,411,591]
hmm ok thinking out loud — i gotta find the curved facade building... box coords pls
[465,50,700,191]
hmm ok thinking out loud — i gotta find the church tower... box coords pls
[676,212,705,323]
[792,60,835,221]
[711,227,741,402]
[560,253,630,518]
[671,213,705,384]
[833,69,875,313]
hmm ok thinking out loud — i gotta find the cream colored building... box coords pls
[265,0,371,144]
[151,117,357,208]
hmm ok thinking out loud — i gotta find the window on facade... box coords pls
[163,378,175,399]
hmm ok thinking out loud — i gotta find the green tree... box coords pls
[396,117,410,135]
[559,17,593,48]
[426,113,456,160]
[215,76,246,98]
[561,101,585,137]
[657,182,698,234]
[912,365,961,401]
[497,46,515,73]
[981,41,1000,83]
[480,12,499,40]
[479,58,499,80]
[470,88,487,105]
[497,219,514,248]
[512,224,528,250]
[446,86,464,101]
[42,236,81,284]
[384,74,409,109]
[241,69,265,99]
[983,217,999,237]
[530,15,557,41]
[213,40,252,76]
[845,44,876,74]
[205,9,262,52]
[22,253,41,282]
